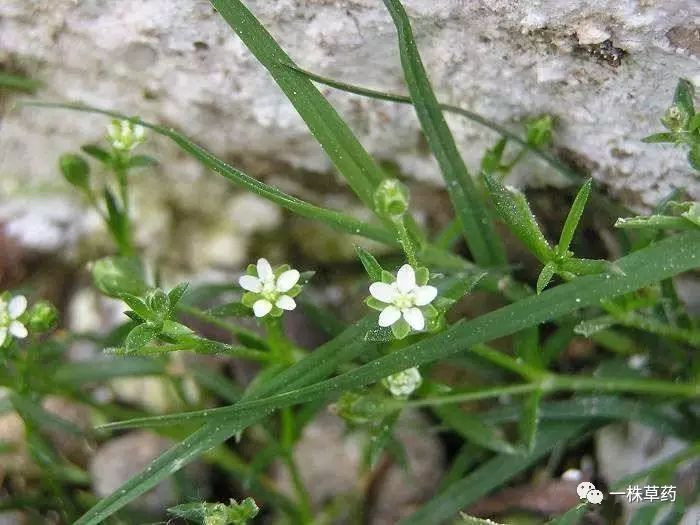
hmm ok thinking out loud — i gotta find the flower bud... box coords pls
[382,367,422,398]
[333,391,392,425]
[107,119,146,151]
[374,179,409,219]
[27,301,58,332]
[661,105,689,132]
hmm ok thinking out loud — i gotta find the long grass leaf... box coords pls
[209,0,384,208]
[382,0,505,266]
[23,102,396,245]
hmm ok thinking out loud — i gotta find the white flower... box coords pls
[239,258,301,318]
[369,264,437,331]
[0,295,28,346]
[383,367,422,398]
[107,119,146,151]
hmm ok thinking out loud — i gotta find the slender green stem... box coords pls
[176,304,268,349]
[280,409,313,523]
[469,344,545,381]
[613,311,700,347]
[403,373,699,409]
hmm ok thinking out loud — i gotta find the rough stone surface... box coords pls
[1,1,699,258]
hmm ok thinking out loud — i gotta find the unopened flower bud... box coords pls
[382,367,422,398]
[661,105,688,132]
[27,301,59,332]
[107,119,146,151]
[374,179,409,219]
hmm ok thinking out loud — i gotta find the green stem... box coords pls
[403,373,699,409]
[280,408,313,523]
[264,316,294,364]
[176,304,268,350]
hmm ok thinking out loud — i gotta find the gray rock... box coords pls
[1,1,699,260]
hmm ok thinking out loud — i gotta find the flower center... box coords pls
[393,292,415,310]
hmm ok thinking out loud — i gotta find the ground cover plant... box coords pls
[1,0,699,523]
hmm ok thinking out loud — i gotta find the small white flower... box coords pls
[239,258,301,318]
[107,119,146,151]
[383,367,422,398]
[0,294,28,346]
[369,264,437,331]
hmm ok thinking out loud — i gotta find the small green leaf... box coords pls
[615,215,698,231]
[59,153,91,191]
[125,324,159,353]
[355,245,383,281]
[103,188,131,253]
[146,289,170,318]
[161,320,194,339]
[91,256,148,298]
[119,293,153,321]
[391,318,411,340]
[208,302,251,317]
[519,388,543,452]
[688,114,700,132]
[127,154,159,168]
[0,72,41,93]
[81,144,112,164]
[557,179,592,256]
[167,282,189,314]
[537,262,556,294]
[642,132,676,144]
[559,258,621,276]
[688,143,700,171]
[483,173,553,262]
[681,202,700,226]
[673,78,695,119]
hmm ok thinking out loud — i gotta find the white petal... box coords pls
[275,295,296,311]
[414,285,438,306]
[396,264,416,293]
[0,328,6,346]
[9,321,27,339]
[256,258,273,281]
[403,307,425,331]
[369,282,398,303]
[378,306,401,327]
[239,275,262,293]
[8,295,27,319]
[253,299,273,318]
[276,270,300,293]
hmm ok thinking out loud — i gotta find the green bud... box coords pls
[661,105,688,132]
[374,179,409,219]
[525,115,553,147]
[333,391,393,425]
[26,301,59,332]
[59,153,90,191]
[107,119,146,151]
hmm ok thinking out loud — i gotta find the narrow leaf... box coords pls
[673,78,695,118]
[355,245,384,281]
[382,0,505,266]
[483,174,552,262]
[519,388,543,452]
[537,262,556,294]
[557,179,592,255]
[125,324,159,353]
